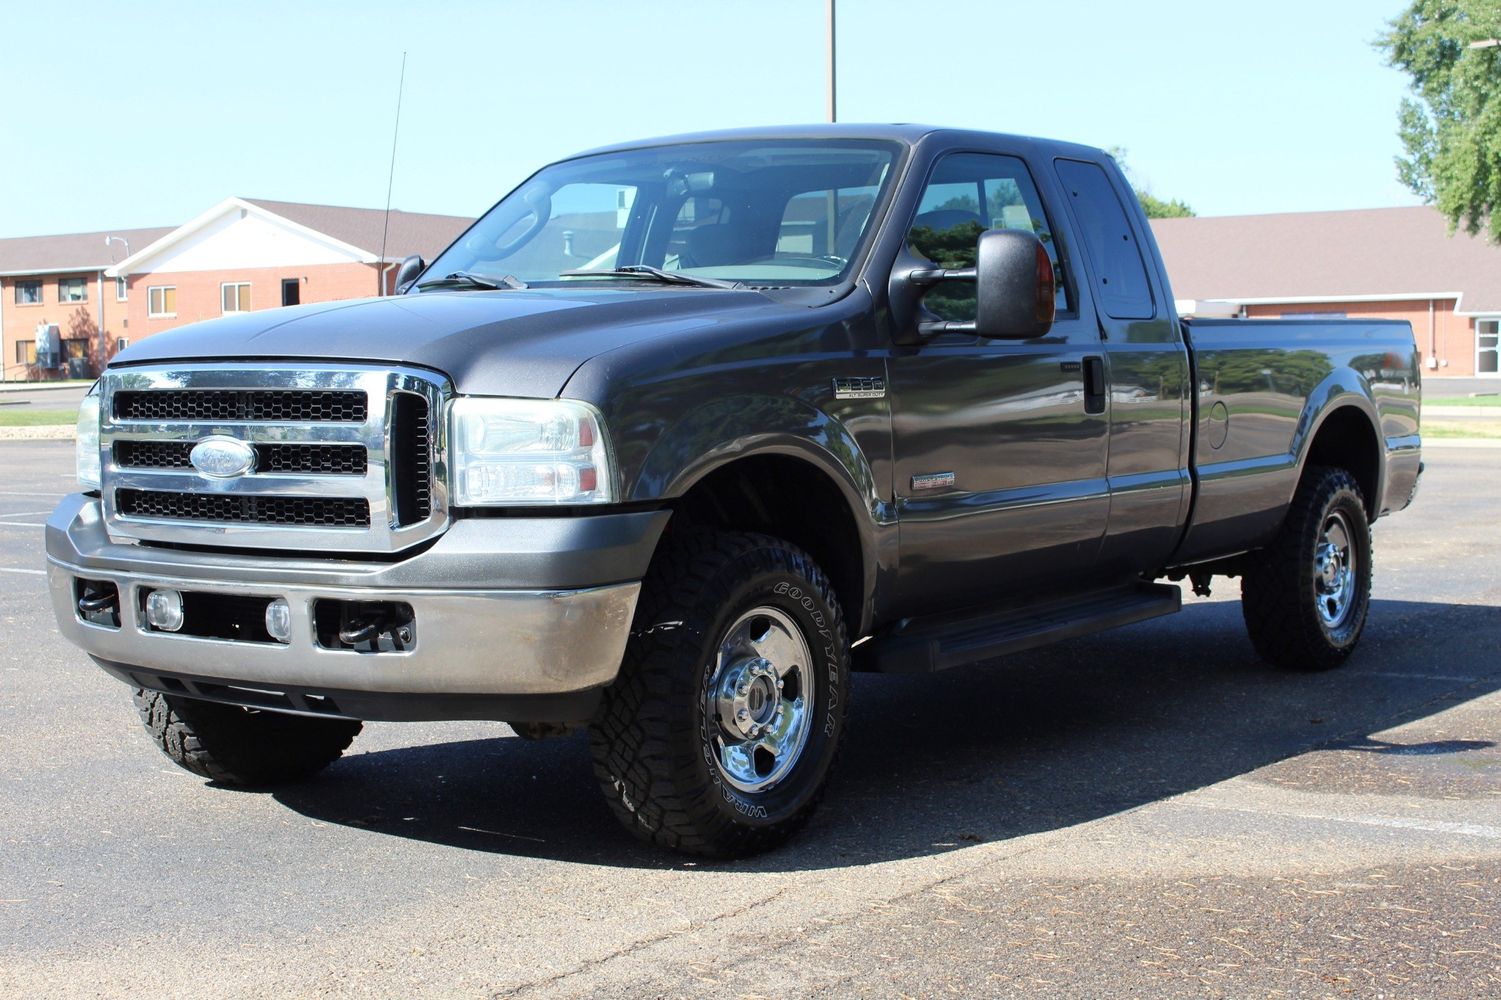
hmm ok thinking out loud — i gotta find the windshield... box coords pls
[419,139,901,289]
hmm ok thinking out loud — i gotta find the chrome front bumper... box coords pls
[46,495,657,708]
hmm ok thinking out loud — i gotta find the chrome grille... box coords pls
[114,440,369,476]
[99,365,449,553]
[115,389,367,423]
[117,489,371,526]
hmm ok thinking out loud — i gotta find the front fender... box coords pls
[635,394,877,505]
[631,393,888,631]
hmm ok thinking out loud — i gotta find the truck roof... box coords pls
[568,123,1109,164]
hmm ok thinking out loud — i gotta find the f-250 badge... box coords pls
[832,376,885,399]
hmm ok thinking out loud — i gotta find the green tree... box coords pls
[1135,191,1195,219]
[1378,1,1501,241]
[1107,147,1196,218]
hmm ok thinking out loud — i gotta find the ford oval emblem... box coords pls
[190,436,256,479]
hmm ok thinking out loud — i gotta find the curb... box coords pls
[1423,437,1501,449]
[0,381,92,394]
[0,426,76,441]
[1426,405,1501,417]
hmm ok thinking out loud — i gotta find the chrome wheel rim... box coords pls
[1313,511,1357,628]
[705,606,813,794]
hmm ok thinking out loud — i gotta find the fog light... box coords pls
[144,589,184,632]
[265,598,292,644]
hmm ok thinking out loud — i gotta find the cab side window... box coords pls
[907,153,1068,322]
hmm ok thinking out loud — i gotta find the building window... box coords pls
[281,278,300,307]
[116,277,128,301]
[58,277,87,303]
[148,286,177,318]
[15,340,36,365]
[15,280,42,305]
[1479,319,1499,376]
[221,282,251,313]
[115,337,130,353]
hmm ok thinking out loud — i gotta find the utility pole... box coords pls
[826,0,837,123]
[103,236,130,371]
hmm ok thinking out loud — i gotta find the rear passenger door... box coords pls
[1052,158,1190,576]
[886,151,1109,616]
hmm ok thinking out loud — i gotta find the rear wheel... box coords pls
[133,690,362,786]
[590,529,849,858]
[1241,466,1372,671]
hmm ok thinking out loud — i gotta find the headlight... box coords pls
[449,398,613,505]
[75,386,102,491]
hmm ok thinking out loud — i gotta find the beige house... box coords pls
[1152,206,1501,378]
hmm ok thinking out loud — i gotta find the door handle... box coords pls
[1083,356,1106,414]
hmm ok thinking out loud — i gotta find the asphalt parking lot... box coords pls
[2,440,1498,998]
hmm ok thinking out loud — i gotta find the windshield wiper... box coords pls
[416,271,528,291]
[558,265,742,290]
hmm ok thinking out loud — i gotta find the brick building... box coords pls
[1,226,172,380]
[1152,206,1501,379]
[1,198,471,381]
[10,200,1498,382]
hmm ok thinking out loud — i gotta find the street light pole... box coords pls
[101,236,131,371]
[826,0,836,123]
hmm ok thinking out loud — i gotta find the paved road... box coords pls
[2,441,1498,997]
[0,384,89,411]
[1427,377,1500,397]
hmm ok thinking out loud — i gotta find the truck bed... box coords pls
[1173,317,1422,566]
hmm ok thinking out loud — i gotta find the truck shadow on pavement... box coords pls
[270,597,1501,870]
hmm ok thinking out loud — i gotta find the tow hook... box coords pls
[338,615,387,646]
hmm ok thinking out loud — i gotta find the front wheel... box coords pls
[134,690,362,786]
[590,530,849,858]
[1241,466,1373,670]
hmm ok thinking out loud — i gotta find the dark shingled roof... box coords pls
[1150,206,1501,314]
[243,199,473,262]
[0,226,175,276]
[0,199,474,277]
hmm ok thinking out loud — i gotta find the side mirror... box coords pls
[394,255,426,294]
[899,229,1056,341]
[975,229,1055,339]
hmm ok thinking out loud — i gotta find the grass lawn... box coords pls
[0,408,75,427]
[1426,395,1501,406]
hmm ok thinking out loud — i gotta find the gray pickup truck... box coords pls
[47,125,1422,857]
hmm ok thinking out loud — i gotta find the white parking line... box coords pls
[0,511,52,518]
[0,522,45,528]
[1362,670,1481,683]
[0,491,63,497]
[1192,801,1501,840]
[0,567,45,576]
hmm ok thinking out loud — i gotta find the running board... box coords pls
[855,582,1182,674]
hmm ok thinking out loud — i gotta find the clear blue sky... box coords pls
[0,0,1423,238]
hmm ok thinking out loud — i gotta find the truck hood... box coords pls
[110,287,787,397]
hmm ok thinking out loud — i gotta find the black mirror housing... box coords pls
[394,255,426,294]
[975,229,1055,339]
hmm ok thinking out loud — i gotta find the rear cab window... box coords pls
[1052,158,1155,320]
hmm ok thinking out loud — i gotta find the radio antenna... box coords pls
[378,51,408,296]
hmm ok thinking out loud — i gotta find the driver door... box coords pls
[887,151,1109,616]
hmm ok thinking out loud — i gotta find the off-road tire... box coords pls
[590,529,850,858]
[133,690,362,786]
[1241,466,1372,671]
